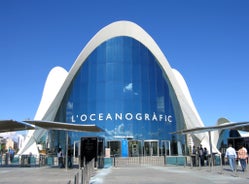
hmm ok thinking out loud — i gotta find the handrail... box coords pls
[67,158,95,184]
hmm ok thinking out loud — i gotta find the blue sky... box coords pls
[0,0,249,133]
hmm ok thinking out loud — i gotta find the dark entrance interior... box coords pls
[80,137,104,168]
[228,137,249,150]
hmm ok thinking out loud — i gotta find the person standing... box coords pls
[68,149,73,168]
[191,145,197,167]
[203,147,209,166]
[225,143,237,172]
[9,148,14,163]
[198,144,205,166]
[237,145,248,172]
[57,148,64,168]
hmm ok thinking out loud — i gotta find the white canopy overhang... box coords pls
[0,119,103,133]
[171,121,249,168]
[24,120,103,132]
[0,120,35,133]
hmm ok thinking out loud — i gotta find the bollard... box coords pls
[81,168,84,184]
[113,155,116,167]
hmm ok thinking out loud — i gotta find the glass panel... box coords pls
[160,140,171,156]
[144,141,150,156]
[128,140,142,157]
[107,141,121,157]
[51,36,185,156]
[151,141,158,156]
[144,140,158,156]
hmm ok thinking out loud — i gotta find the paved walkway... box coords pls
[90,165,249,184]
[0,165,249,184]
[0,167,77,184]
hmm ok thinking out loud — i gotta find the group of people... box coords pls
[191,144,209,167]
[225,143,248,172]
[192,143,248,172]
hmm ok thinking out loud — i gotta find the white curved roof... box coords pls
[35,66,68,120]
[20,20,216,154]
[18,66,68,155]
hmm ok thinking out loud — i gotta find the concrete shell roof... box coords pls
[20,20,215,155]
[43,21,200,126]
[43,20,210,146]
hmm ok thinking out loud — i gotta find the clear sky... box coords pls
[1,0,249,135]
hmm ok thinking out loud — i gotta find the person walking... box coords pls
[225,143,237,172]
[237,145,248,172]
[57,148,64,168]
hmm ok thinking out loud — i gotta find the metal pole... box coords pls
[65,131,68,170]
[208,131,214,169]
[220,153,223,174]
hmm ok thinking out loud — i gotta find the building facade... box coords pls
[19,21,211,157]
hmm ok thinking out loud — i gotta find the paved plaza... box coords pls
[0,165,249,184]
[0,167,77,184]
[91,165,249,184]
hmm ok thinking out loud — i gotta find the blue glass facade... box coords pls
[217,129,241,152]
[51,36,185,156]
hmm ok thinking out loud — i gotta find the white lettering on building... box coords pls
[71,112,173,123]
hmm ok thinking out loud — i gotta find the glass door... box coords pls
[160,140,171,156]
[107,141,121,157]
[144,140,159,156]
[128,140,142,157]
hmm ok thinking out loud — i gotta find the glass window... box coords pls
[53,36,184,153]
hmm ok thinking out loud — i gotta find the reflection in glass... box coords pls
[50,36,185,157]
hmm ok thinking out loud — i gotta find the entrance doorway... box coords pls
[160,140,171,156]
[144,140,159,156]
[107,140,121,157]
[128,140,142,157]
[80,137,104,168]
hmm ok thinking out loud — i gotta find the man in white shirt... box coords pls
[225,143,237,172]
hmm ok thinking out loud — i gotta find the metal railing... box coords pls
[112,155,189,167]
[113,156,165,167]
[67,159,95,184]
[0,154,81,168]
[0,154,46,167]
